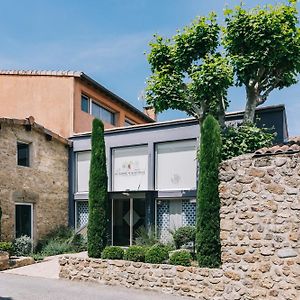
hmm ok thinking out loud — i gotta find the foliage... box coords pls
[145,244,169,264]
[0,242,13,255]
[146,14,233,125]
[196,115,221,268]
[221,122,275,160]
[13,235,32,257]
[169,250,192,267]
[223,1,300,122]
[135,226,158,247]
[41,239,73,256]
[88,119,108,258]
[125,246,147,262]
[34,226,87,257]
[101,246,124,260]
[172,226,196,249]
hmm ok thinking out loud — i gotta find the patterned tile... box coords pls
[77,201,89,229]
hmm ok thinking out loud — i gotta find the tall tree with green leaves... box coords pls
[87,118,108,258]
[223,1,300,123]
[196,115,221,268]
[146,14,233,127]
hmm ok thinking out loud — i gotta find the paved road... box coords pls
[0,273,189,300]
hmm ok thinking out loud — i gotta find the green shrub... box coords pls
[135,226,158,247]
[41,240,73,256]
[13,235,32,256]
[69,233,87,252]
[145,244,169,264]
[196,115,221,268]
[172,226,196,249]
[169,250,192,266]
[101,246,124,260]
[88,119,108,258]
[0,242,13,255]
[125,246,147,262]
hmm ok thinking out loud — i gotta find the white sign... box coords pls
[112,146,148,191]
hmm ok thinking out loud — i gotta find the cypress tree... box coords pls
[87,118,108,258]
[196,115,221,267]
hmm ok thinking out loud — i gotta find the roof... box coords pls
[71,104,286,138]
[0,70,154,123]
[0,116,70,146]
[254,136,300,157]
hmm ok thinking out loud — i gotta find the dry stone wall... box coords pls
[60,152,299,299]
[0,122,69,242]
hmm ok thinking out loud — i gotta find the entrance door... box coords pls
[112,198,145,246]
[15,204,32,238]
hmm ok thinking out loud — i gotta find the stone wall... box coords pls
[60,152,299,299]
[0,121,69,242]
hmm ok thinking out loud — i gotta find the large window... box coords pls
[17,142,30,167]
[112,146,148,191]
[91,102,115,125]
[80,94,116,125]
[155,140,197,190]
[76,151,91,193]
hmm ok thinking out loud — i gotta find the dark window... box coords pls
[17,142,30,167]
[81,95,90,113]
[15,204,32,238]
[124,119,135,126]
[91,102,115,125]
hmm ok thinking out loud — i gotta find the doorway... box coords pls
[15,203,33,238]
[112,198,145,246]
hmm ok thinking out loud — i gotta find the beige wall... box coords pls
[0,122,69,242]
[0,75,74,138]
[73,78,149,133]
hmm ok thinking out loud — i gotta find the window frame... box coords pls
[91,101,116,125]
[17,141,31,167]
[81,94,90,113]
[15,202,33,239]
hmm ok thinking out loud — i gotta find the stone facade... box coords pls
[60,151,299,299]
[0,119,69,242]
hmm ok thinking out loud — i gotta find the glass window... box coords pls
[155,140,197,190]
[91,102,115,125]
[15,204,32,238]
[81,95,89,113]
[112,146,148,191]
[17,142,30,167]
[76,151,91,192]
[124,119,135,126]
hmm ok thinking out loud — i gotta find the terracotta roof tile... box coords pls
[0,70,82,77]
[254,136,300,157]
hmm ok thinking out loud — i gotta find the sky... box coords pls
[0,0,299,136]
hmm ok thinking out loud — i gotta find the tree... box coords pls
[146,14,233,127]
[196,115,221,268]
[87,118,108,258]
[223,1,300,123]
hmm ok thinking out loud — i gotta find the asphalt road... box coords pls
[0,273,189,300]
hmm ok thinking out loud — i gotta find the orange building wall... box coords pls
[73,78,149,133]
[0,75,74,138]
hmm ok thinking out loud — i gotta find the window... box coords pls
[112,146,148,191]
[76,151,91,192]
[15,203,33,238]
[124,118,135,126]
[91,102,115,125]
[81,95,90,113]
[155,140,197,190]
[17,142,30,167]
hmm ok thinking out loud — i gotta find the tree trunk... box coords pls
[244,86,259,123]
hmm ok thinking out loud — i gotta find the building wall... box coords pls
[0,122,69,242]
[0,75,74,138]
[73,78,152,134]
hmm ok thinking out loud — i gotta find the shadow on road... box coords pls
[0,297,13,299]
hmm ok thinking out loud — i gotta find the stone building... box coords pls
[0,117,69,243]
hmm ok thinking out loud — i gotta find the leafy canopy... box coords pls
[146,13,233,122]
[223,1,300,107]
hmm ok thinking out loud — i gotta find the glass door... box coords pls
[112,198,145,246]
